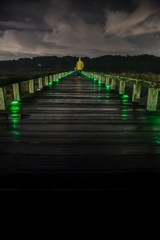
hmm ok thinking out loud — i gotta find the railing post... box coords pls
[102,76,105,84]
[0,87,7,110]
[38,77,43,90]
[49,75,52,83]
[106,76,110,85]
[119,81,125,94]
[97,75,101,81]
[42,77,45,87]
[132,84,141,102]
[111,79,116,90]
[147,88,159,111]
[13,83,21,101]
[29,80,35,93]
[53,74,56,82]
[45,76,49,86]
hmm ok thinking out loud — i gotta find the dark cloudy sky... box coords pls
[0,0,160,60]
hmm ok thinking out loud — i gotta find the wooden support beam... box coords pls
[49,75,52,83]
[132,84,141,102]
[0,87,7,110]
[102,76,105,84]
[45,76,49,86]
[13,83,21,101]
[147,88,159,111]
[119,81,125,94]
[29,80,35,93]
[38,77,43,90]
[106,76,110,85]
[111,79,116,90]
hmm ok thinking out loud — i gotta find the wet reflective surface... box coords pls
[1,75,160,155]
[1,74,160,208]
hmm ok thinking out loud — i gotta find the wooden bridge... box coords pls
[0,70,160,209]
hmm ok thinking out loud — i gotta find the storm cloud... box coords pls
[0,0,160,60]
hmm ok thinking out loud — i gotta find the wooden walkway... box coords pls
[0,73,160,208]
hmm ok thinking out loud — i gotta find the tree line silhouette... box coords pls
[0,54,160,74]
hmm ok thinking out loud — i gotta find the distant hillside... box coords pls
[0,54,160,74]
[85,54,160,74]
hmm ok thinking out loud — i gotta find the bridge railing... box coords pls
[83,71,160,111]
[0,70,73,110]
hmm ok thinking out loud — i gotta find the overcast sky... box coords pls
[0,0,160,60]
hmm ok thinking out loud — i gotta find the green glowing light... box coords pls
[122,100,129,103]
[122,114,128,117]
[11,101,19,105]
[11,111,19,114]
[106,84,111,89]
[12,119,20,124]
[122,95,129,99]
[12,131,20,136]
[11,114,20,117]
[10,106,20,111]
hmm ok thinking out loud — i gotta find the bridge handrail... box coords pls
[84,71,160,89]
[0,70,68,87]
